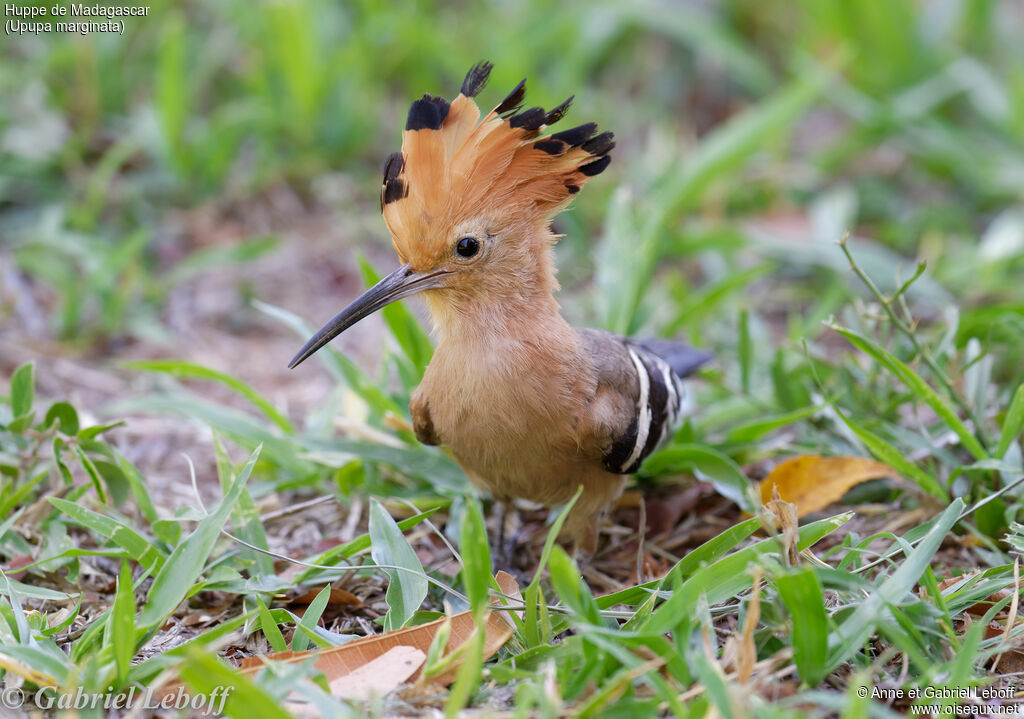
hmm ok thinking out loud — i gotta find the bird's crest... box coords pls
[381,61,613,259]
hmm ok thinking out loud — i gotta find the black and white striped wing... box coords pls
[602,343,692,475]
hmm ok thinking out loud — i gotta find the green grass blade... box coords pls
[644,512,851,633]
[826,499,964,671]
[295,508,439,583]
[996,383,1024,458]
[527,486,582,594]
[775,568,829,686]
[214,436,274,576]
[49,498,166,574]
[291,585,330,652]
[257,597,288,653]
[642,445,753,512]
[178,646,292,719]
[833,408,947,500]
[460,498,492,615]
[127,360,294,435]
[598,517,761,608]
[72,445,108,503]
[369,498,428,631]
[833,325,987,460]
[10,362,34,418]
[137,445,261,630]
[110,561,136,682]
[726,406,820,443]
[155,11,189,173]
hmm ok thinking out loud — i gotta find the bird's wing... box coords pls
[578,329,708,475]
[633,338,713,379]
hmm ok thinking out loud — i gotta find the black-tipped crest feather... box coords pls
[579,155,611,176]
[495,78,527,115]
[460,61,493,97]
[544,96,574,125]
[382,178,408,205]
[382,152,404,182]
[509,106,546,131]
[581,131,615,157]
[551,122,597,147]
[383,64,614,222]
[406,94,451,131]
[534,139,565,155]
[381,152,407,208]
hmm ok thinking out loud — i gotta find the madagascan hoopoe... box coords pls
[289,62,711,554]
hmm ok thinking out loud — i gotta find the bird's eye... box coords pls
[455,236,480,258]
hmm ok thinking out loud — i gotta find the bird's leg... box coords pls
[491,498,515,571]
[563,477,627,562]
[494,499,507,560]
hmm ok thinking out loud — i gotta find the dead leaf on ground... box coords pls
[722,567,763,683]
[761,488,799,566]
[288,587,362,609]
[239,571,519,697]
[759,455,894,517]
[956,617,1024,675]
[328,645,425,699]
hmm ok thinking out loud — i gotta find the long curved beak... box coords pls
[288,264,446,369]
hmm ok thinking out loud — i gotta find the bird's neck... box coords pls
[424,284,569,348]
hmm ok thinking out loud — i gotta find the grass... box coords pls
[3,0,1024,716]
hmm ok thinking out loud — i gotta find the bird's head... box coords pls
[290,62,613,368]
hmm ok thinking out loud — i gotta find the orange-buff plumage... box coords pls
[290,62,709,556]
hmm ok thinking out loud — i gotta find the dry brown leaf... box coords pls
[328,645,425,699]
[239,571,519,691]
[736,567,763,682]
[288,587,362,609]
[759,455,894,517]
[762,487,800,566]
[285,647,425,713]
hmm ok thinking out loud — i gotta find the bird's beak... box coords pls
[288,264,447,369]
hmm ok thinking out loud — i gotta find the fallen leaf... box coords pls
[759,455,894,517]
[288,587,361,609]
[284,647,426,716]
[721,567,762,683]
[328,645,425,699]
[761,487,799,566]
[240,571,519,692]
[4,555,34,580]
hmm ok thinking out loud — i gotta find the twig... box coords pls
[635,496,647,585]
[838,234,990,452]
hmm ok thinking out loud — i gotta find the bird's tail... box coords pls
[635,339,713,378]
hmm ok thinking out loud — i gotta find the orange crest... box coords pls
[380,62,614,264]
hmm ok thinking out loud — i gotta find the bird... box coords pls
[289,62,711,556]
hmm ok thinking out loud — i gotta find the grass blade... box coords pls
[826,499,964,671]
[127,360,295,435]
[291,585,330,652]
[137,445,261,630]
[369,498,428,631]
[110,561,137,682]
[996,383,1024,459]
[775,568,829,685]
[832,324,987,460]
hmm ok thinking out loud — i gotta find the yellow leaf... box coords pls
[759,455,894,517]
